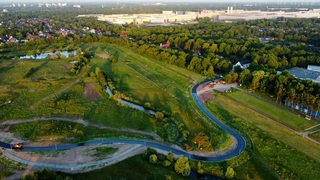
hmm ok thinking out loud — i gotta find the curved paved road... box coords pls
[0,81,246,164]
[192,81,246,158]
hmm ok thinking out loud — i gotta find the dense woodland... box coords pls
[1,9,320,114]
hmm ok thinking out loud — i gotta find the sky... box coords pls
[2,0,320,2]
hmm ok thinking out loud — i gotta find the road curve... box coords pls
[191,80,246,158]
[0,80,246,163]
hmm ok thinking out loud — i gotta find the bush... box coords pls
[167,152,175,162]
[149,154,158,164]
[225,166,235,179]
[155,112,165,119]
[174,156,191,177]
[165,123,180,142]
[143,147,157,160]
[163,160,171,167]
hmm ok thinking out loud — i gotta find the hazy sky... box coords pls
[2,0,320,2]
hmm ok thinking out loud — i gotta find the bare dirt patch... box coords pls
[6,144,145,174]
[64,64,73,70]
[198,91,214,104]
[196,81,238,103]
[84,83,101,101]
[97,53,110,59]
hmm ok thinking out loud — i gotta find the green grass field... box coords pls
[0,170,13,179]
[0,57,87,120]
[0,43,231,150]
[63,154,188,180]
[8,120,154,143]
[309,131,320,142]
[0,46,159,133]
[228,90,316,131]
[86,43,231,149]
[204,92,320,179]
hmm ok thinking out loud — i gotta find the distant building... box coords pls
[288,67,320,83]
[232,61,250,71]
[307,65,320,72]
[176,11,185,15]
[120,34,128,38]
[160,43,170,48]
[162,11,174,15]
[27,34,39,41]
[7,36,18,43]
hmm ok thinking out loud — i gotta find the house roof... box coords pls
[288,67,320,83]
[307,65,320,72]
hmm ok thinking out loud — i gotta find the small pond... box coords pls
[20,50,77,59]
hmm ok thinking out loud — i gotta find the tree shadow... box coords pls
[174,87,189,112]
[101,60,131,93]
[24,61,49,78]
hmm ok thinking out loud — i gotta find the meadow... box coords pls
[8,120,154,143]
[228,90,317,131]
[84,43,231,150]
[310,131,320,142]
[63,154,188,180]
[205,91,320,179]
[0,43,231,151]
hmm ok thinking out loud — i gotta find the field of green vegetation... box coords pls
[7,120,154,143]
[83,43,231,150]
[310,131,320,142]
[64,154,188,180]
[0,155,25,179]
[0,170,13,179]
[0,56,88,119]
[93,147,118,159]
[23,154,189,180]
[228,90,317,131]
[0,43,231,151]
[205,91,320,179]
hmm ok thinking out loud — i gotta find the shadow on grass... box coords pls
[24,61,49,78]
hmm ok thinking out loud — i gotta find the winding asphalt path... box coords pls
[0,81,246,164]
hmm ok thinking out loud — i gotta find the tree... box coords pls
[143,148,157,160]
[155,112,165,120]
[163,160,171,167]
[204,65,215,77]
[165,123,180,142]
[266,53,279,69]
[184,39,194,51]
[167,152,175,162]
[251,70,265,91]
[174,156,191,176]
[144,102,151,108]
[209,43,218,54]
[197,161,205,175]
[224,72,238,84]
[188,56,203,73]
[149,154,158,164]
[225,166,235,179]
[275,75,288,103]
[239,69,252,88]
[192,133,213,151]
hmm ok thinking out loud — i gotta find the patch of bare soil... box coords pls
[198,91,214,104]
[7,144,145,174]
[64,64,73,70]
[196,81,211,92]
[97,53,110,59]
[84,83,101,101]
